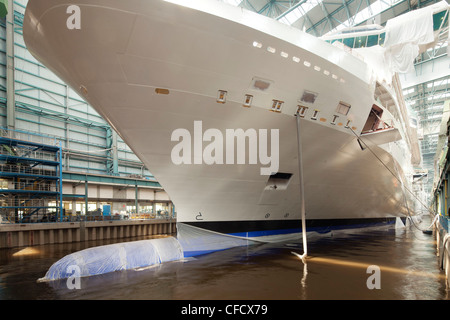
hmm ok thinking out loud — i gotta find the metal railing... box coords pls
[0,163,58,176]
[0,197,59,207]
[0,212,176,224]
[0,128,58,146]
[0,145,58,162]
[0,208,59,224]
[7,181,58,192]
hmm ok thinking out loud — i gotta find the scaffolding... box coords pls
[0,129,63,223]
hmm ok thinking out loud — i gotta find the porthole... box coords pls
[271,100,284,113]
[311,110,319,120]
[296,105,309,117]
[331,115,339,125]
[217,90,227,104]
[243,94,253,108]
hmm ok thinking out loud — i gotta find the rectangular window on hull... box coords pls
[251,77,273,92]
[336,101,351,115]
[300,90,318,104]
[264,172,293,191]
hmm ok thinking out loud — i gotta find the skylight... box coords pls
[427,92,450,101]
[222,0,243,6]
[278,0,324,26]
[330,0,403,33]
[403,88,415,95]
[427,78,450,88]
[428,113,443,120]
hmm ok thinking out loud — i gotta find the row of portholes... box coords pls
[217,90,283,112]
[252,41,346,84]
[296,104,357,131]
[216,89,357,131]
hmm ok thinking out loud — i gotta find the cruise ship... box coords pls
[23,0,448,256]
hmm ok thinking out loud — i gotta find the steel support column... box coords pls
[6,0,15,130]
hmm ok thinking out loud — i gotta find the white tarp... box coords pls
[383,3,435,74]
[354,1,448,81]
[384,6,435,48]
[39,237,184,281]
[353,46,392,83]
[384,42,420,74]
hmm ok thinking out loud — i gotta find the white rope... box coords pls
[294,114,307,262]
[348,127,438,232]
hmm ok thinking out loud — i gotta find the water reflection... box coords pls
[0,220,448,300]
[12,247,41,257]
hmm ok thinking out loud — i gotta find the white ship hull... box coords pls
[24,0,419,256]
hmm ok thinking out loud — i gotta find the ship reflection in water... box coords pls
[0,218,447,300]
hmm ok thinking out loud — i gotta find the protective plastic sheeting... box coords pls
[384,6,434,49]
[177,223,256,257]
[39,237,184,281]
[354,1,449,81]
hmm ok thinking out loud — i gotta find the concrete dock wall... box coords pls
[0,219,176,249]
